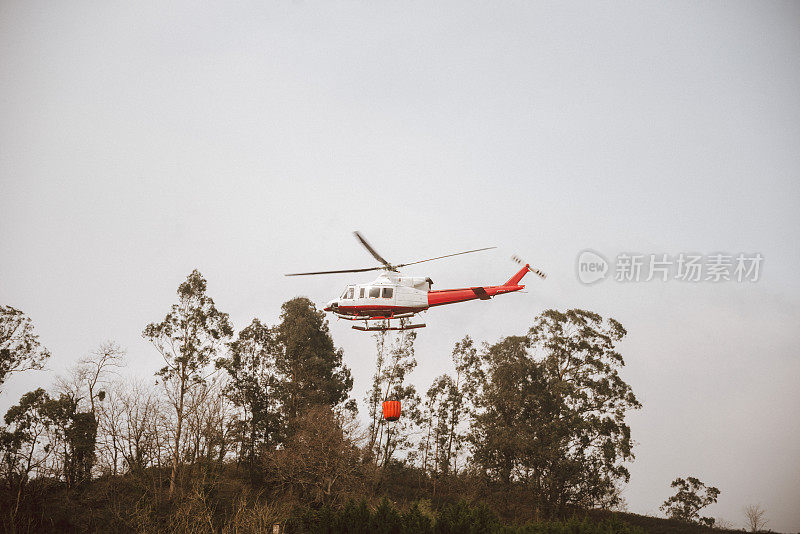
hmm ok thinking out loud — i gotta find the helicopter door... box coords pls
[396,286,428,309]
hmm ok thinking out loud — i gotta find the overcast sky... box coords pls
[1,1,799,530]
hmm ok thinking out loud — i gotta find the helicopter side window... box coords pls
[347,287,354,300]
[369,287,380,298]
[382,287,393,298]
[359,287,365,298]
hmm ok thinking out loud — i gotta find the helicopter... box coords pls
[285,232,546,331]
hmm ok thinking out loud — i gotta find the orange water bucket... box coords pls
[382,400,401,422]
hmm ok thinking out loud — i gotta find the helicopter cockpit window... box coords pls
[369,287,380,298]
[341,289,348,299]
[346,287,354,300]
[382,287,393,298]
[359,287,365,298]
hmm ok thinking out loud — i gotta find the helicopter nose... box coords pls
[324,300,338,312]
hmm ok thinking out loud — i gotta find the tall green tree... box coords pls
[217,318,281,478]
[274,297,353,425]
[443,335,481,474]
[469,335,536,493]
[0,306,51,391]
[142,269,233,497]
[419,336,476,477]
[529,309,640,512]
[661,476,720,527]
[420,374,453,476]
[469,309,641,516]
[418,336,484,482]
[0,388,52,517]
[40,393,97,487]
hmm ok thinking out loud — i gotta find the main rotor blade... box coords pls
[353,231,392,268]
[285,266,384,276]
[395,246,497,268]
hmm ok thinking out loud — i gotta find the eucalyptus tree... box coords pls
[0,306,51,391]
[142,269,233,497]
[444,335,481,474]
[418,335,482,477]
[419,374,453,476]
[661,476,721,527]
[528,309,641,513]
[469,309,641,516]
[468,335,535,493]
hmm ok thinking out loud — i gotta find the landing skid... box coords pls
[352,322,426,332]
[334,311,425,331]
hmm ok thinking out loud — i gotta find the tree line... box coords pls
[0,269,738,532]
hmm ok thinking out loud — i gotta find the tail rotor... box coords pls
[512,255,546,279]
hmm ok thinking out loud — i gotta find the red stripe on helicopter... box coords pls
[427,264,530,307]
[336,305,425,314]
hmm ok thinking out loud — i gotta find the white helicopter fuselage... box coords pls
[325,271,431,318]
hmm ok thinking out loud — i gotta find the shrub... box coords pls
[435,500,498,534]
[283,499,645,534]
[371,498,402,534]
[401,503,433,534]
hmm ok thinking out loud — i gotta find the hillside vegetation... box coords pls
[0,271,736,532]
